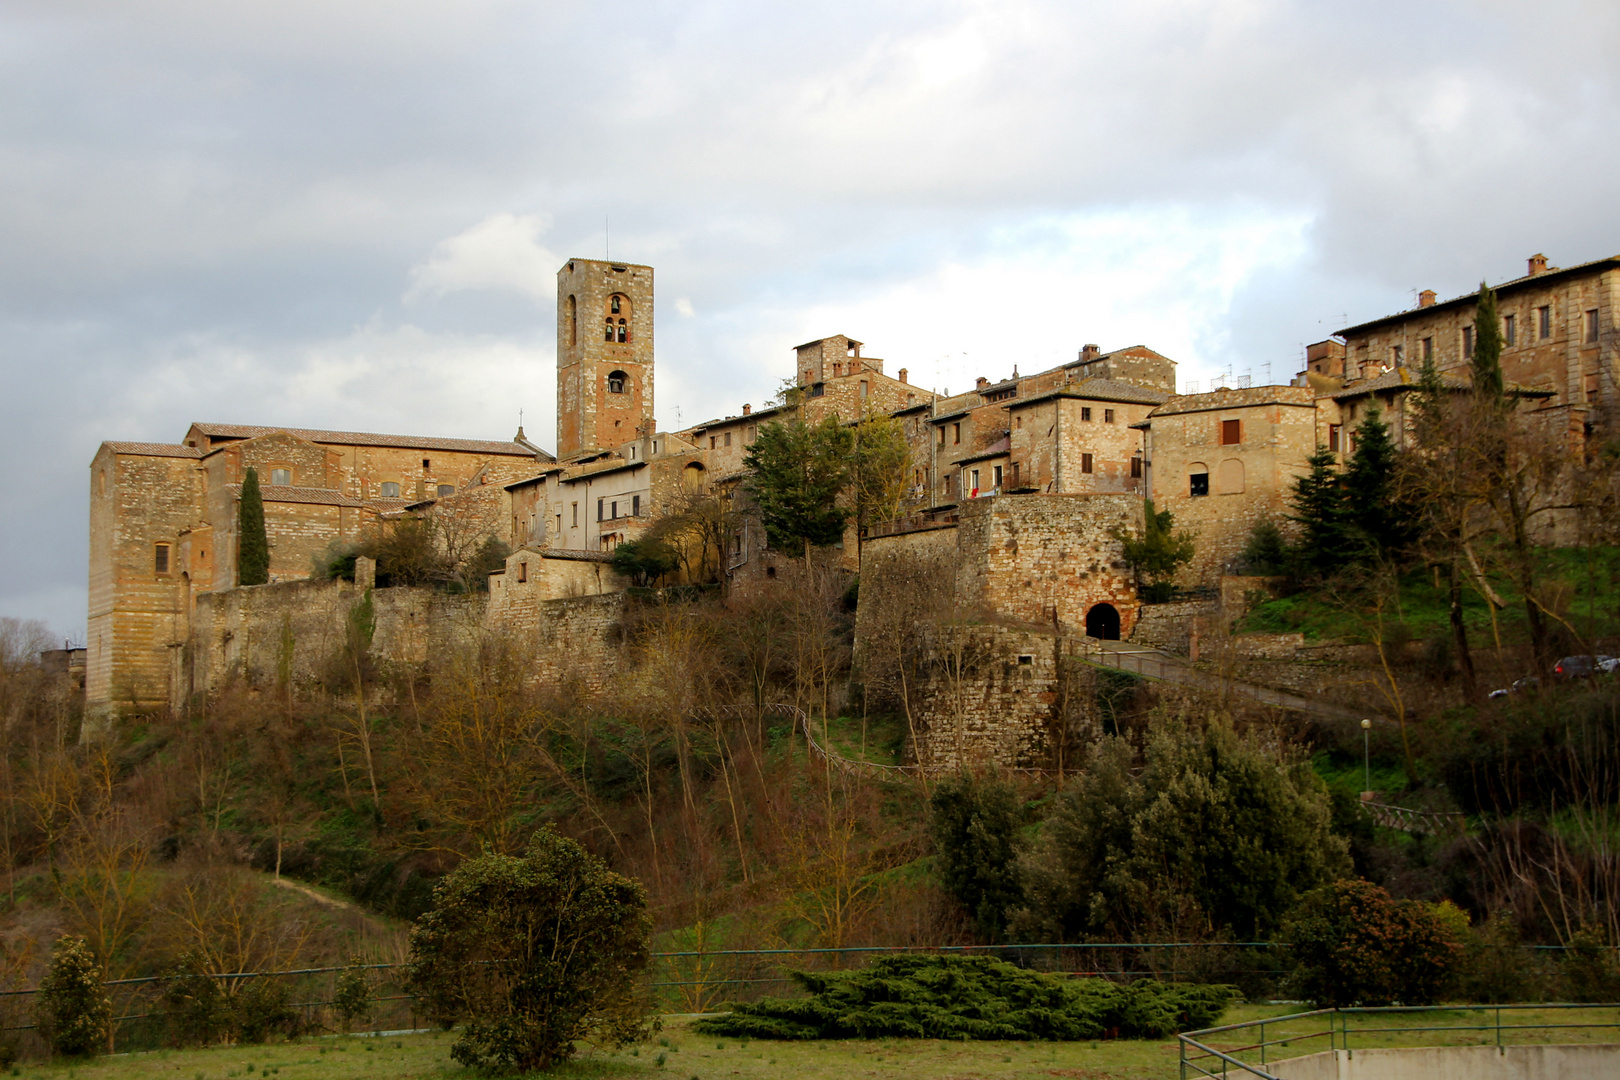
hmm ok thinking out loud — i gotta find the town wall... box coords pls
[909,623,1057,769]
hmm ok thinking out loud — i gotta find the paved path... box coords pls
[1085,640,1375,723]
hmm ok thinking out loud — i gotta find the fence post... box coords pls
[1259,1020,1266,1066]
[1496,1006,1502,1048]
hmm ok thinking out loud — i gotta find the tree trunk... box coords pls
[1446,562,1477,699]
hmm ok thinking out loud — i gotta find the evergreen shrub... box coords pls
[1283,879,1461,1006]
[34,936,110,1057]
[692,955,1236,1041]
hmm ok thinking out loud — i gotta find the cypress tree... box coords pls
[1471,281,1505,405]
[238,467,270,586]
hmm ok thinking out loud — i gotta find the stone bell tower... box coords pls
[556,258,654,459]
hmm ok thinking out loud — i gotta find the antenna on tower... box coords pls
[605,215,609,260]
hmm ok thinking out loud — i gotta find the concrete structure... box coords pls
[1271,1042,1620,1080]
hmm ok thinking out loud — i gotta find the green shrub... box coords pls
[159,952,228,1047]
[1454,911,1547,1003]
[1014,720,1347,942]
[407,826,653,1072]
[332,956,373,1033]
[1563,927,1620,1003]
[693,955,1235,1040]
[1282,880,1462,1006]
[928,775,1023,941]
[34,936,110,1057]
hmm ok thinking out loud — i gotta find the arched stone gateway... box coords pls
[1085,602,1121,640]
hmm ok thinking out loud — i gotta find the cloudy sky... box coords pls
[3,0,1618,640]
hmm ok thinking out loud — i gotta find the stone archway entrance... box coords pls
[1085,602,1121,641]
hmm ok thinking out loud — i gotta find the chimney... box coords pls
[1080,344,1101,362]
[742,404,751,416]
[1528,253,1549,276]
[975,376,989,390]
[898,368,908,384]
[1418,289,1436,308]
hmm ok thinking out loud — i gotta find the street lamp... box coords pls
[1360,718,1373,802]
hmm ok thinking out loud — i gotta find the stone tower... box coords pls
[556,258,654,459]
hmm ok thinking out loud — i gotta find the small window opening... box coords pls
[1104,409,1114,423]
[379,481,400,498]
[270,468,291,486]
[1081,407,1092,421]
[1017,654,1033,665]
[1539,306,1552,339]
[1221,419,1241,445]
[1081,453,1094,473]
[517,562,527,583]
[1504,314,1515,346]
[422,458,431,469]
[438,484,455,497]
[608,370,627,394]
[611,294,621,314]
[1189,471,1209,497]
[617,318,627,343]
[154,543,171,574]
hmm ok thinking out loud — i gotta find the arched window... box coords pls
[607,370,628,394]
[616,318,627,343]
[604,319,614,342]
[1188,463,1209,497]
[379,481,401,498]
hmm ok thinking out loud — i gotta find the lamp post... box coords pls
[1360,718,1373,802]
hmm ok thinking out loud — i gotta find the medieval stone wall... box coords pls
[910,623,1058,769]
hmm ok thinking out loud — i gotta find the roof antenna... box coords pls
[605,214,609,260]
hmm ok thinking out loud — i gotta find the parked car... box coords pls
[1487,676,1540,700]
[1554,655,1617,679]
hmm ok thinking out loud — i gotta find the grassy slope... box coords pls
[19,1006,1620,1080]
[1241,547,1620,646]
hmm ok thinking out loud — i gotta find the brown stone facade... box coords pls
[1141,386,1317,585]
[87,426,539,718]
[556,258,655,460]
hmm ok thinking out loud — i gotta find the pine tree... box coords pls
[1471,281,1505,405]
[237,467,270,586]
[744,416,854,567]
[1288,445,1347,578]
[1341,405,1412,558]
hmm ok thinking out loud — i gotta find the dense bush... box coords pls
[34,936,110,1057]
[1442,686,1620,816]
[929,775,1024,941]
[1014,720,1348,942]
[158,952,303,1046]
[693,955,1236,1040]
[407,827,653,1072]
[1282,879,1462,1006]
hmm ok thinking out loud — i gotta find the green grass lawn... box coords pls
[1241,547,1620,647]
[17,1005,1620,1080]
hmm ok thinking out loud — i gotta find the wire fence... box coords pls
[6,941,1615,1058]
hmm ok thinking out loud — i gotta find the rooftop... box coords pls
[188,423,539,458]
[1338,254,1620,337]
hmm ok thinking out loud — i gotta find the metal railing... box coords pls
[1178,1002,1620,1079]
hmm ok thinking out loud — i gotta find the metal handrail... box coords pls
[1178,1002,1620,1080]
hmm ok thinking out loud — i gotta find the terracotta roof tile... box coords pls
[191,423,538,457]
[103,442,202,459]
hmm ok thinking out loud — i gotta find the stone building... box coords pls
[87,426,541,717]
[1138,385,1318,584]
[1336,252,1618,434]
